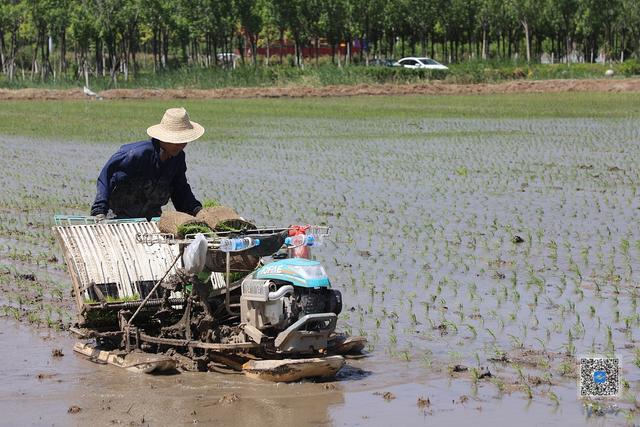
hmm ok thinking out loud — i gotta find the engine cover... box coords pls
[255,259,330,288]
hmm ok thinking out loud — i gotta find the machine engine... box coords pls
[240,259,342,354]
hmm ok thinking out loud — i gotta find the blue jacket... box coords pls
[91,139,202,219]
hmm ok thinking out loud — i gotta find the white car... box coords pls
[393,57,449,70]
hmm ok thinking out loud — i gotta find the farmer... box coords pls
[90,107,204,220]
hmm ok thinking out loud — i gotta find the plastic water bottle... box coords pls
[219,237,260,252]
[285,235,315,247]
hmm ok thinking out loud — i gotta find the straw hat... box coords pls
[146,107,205,144]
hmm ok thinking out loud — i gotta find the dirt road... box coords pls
[1,78,639,100]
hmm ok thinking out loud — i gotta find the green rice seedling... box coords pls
[464,324,478,339]
[470,367,480,384]
[512,289,520,303]
[620,239,630,258]
[177,223,212,236]
[531,314,540,328]
[515,365,525,383]
[390,332,397,345]
[508,334,524,349]
[422,355,432,369]
[547,240,558,263]
[26,311,40,324]
[492,377,506,394]
[410,313,418,326]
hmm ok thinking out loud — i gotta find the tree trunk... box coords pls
[43,32,52,80]
[60,29,67,74]
[31,32,40,80]
[212,36,217,67]
[95,37,102,75]
[122,39,129,81]
[8,30,17,81]
[0,29,5,72]
[430,33,435,58]
[206,33,212,66]
[181,40,188,64]
[522,20,531,63]
[131,31,138,75]
[239,33,245,65]
[449,39,454,63]
[162,30,169,68]
[83,57,89,88]
[482,27,487,60]
[251,34,258,67]
[279,28,284,65]
[265,36,270,66]
[152,29,158,71]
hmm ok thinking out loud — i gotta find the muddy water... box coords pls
[0,320,344,426]
[0,319,601,426]
[1,113,640,425]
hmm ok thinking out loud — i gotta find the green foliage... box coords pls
[1,0,639,87]
[616,59,640,76]
[177,223,212,237]
[216,221,241,232]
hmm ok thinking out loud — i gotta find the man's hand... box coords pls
[94,213,106,223]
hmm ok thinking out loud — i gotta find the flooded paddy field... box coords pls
[0,93,639,425]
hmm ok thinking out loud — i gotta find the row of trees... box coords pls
[1,0,639,82]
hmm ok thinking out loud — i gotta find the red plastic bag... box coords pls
[289,225,311,259]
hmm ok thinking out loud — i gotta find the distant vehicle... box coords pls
[393,57,449,70]
[367,58,396,67]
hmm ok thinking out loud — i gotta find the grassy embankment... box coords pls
[0,91,639,143]
[1,60,639,91]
